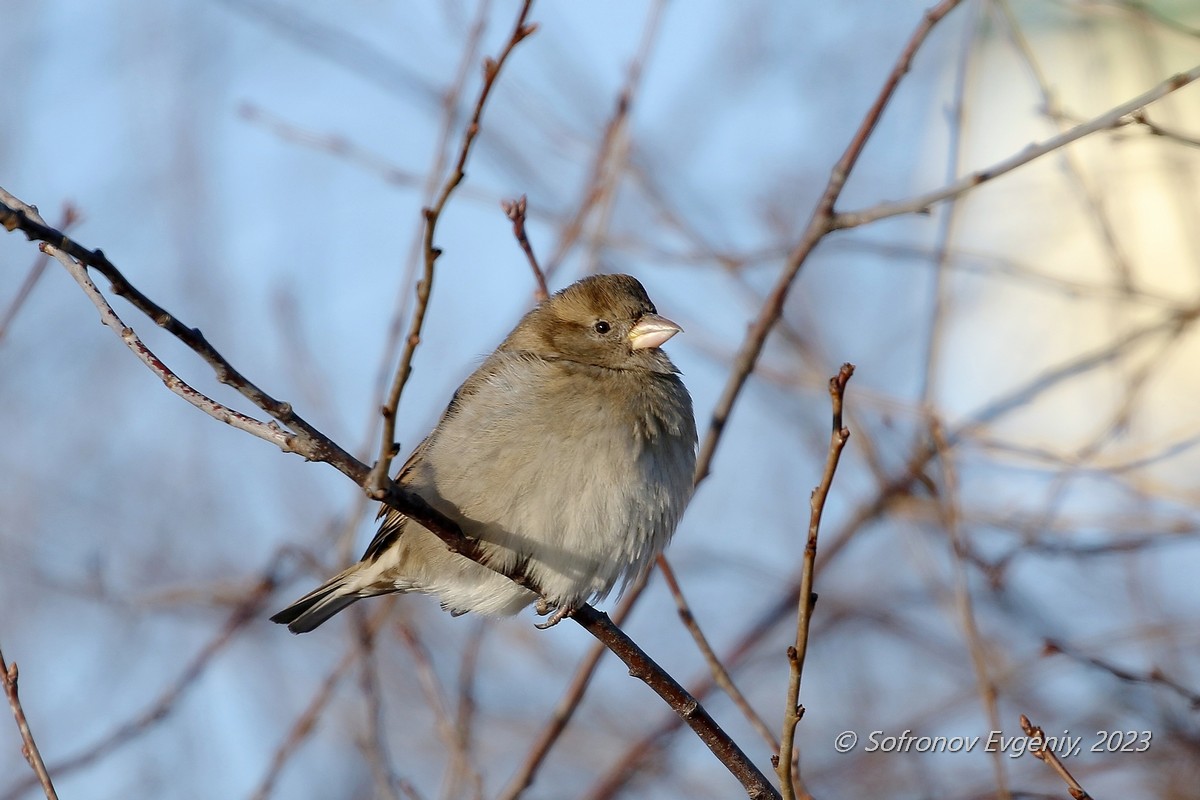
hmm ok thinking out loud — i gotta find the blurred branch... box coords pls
[541,0,667,281]
[831,64,1200,230]
[1126,108,1200,148]
[930,419,1009,800]
[1019,714,1094,800]
[502,194,550,301]
[0,647,58,800]
[396,617,483,799]
[366,0,538,498]
[496,572,646,800]
[0,195,776,799]
[3,566,277,800]
[695,0,967,482]
[1112,0,1200,39]
[775,364,853,800]
[0,203,79,345]
[249,640,364,800]
[992,0,1135,291]
[1043,639,1200,709]
[658,556,780,756]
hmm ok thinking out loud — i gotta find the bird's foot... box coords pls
[534,601,577,629]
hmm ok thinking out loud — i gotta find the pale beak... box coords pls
[628,313,682,350]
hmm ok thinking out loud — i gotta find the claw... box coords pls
[535,597,551,616]
[534,603,576,629]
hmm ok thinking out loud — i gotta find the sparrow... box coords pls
[271,273,697,633]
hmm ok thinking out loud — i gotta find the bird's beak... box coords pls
[628,313,682,350]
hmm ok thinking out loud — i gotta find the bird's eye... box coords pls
[593,320,611,334]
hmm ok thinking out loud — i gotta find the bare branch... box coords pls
[572,605,779,800]
[1019,714,1094,800]
[0,185,776,798]
[658,556,780,757]
[694,0,968,483]
[831,64,1200,230]
[775,364,853,800]
[502,194,550,301]
[0,647,58,800]
[367,0,539,499]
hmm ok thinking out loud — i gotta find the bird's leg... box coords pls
[534,601,577,629]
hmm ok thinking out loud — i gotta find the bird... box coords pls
[270,273,697,633]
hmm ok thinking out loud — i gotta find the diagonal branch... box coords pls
[0,647,58,800]
[831,64,1200,230]
[0,187,777,799]
[366,0,538,498]
[694,0,968,482]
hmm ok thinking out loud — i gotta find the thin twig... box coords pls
[3,569,277,800]
[395,617,484,799]
[540,0,667,282]
[930,419,1009,800]
[366,0,538,499]
[1043,639,1200,709]
[1019,714,1094,800]
[0,185,777,798]
[695,0,968,483]
[454,621,486,800]
[658,556,780,757]
[0,204,79,345]
[992,0,1135,291]
[831,64,1200,230]
[0,647,58,800]
[354,611,403,800]
[572,605,779,800]
[495,573,646,800]
[249,646,362,800]
[502,194,549,301]
[775,364,853,800]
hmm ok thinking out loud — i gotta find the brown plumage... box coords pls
[271,274,697,633]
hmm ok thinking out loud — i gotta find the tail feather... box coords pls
[270,577,363,634]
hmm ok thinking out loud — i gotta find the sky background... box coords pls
[2,1,1200,799]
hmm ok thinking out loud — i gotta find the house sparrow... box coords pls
[271,273,697,633]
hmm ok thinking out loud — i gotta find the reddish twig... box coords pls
[775,364,853,800]
[831,64,1200,230]
[931,419,1009,800]
[658,556,780,756]
[0,647,58,800]
[0,203,79,345]
[3,570,276,800]
[572,605,778,799]
[496,571,647,800]
[694,0,968,483]
[1019,714,1094,800]
[366,0,539,500]
[502,194,550,301]
[396,617,484,798]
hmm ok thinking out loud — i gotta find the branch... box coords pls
[775,364,853,800]
[831,64,1200,230]
[572,606,779,799]
[366,0,538,498]
[502,194,549,302]
[1019,714,1094,800]
[0,647,58,800]
[0,187,775,798]
[694,0,967,482]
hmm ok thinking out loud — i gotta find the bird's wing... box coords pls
[360,355,507,562]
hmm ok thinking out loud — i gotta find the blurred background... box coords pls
[2,1,1200,798]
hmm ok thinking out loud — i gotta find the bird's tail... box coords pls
[270,572,363,634]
